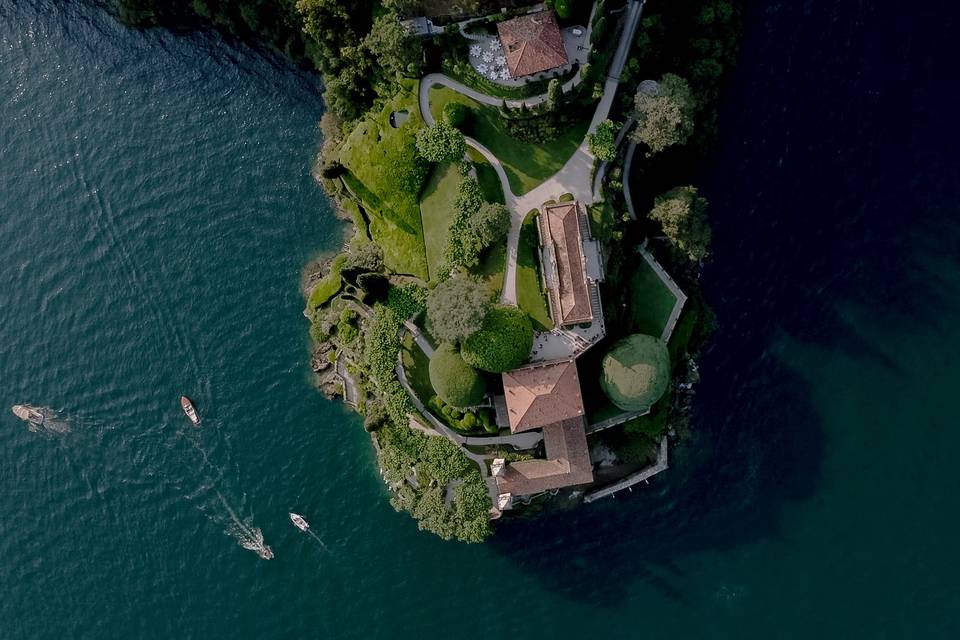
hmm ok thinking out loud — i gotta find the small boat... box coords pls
[180,396,200,426]
[289,513,310,532]
[11,404,45,426]
[256,545,275,560]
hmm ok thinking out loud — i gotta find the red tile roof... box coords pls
[541,202,593,326]
[495,417,593,495]
[501,360,586,433]
[497,11,569,78]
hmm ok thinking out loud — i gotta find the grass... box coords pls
[401,333,435,403]
[419,162,462,280]
[626,258,678,337]
[470,152,505,205]
[429,86,589,195]
[339,81,429,278]
[306,254,347,311]
[475,242,506,298]
[516,212,553,330]
[587,200,619,244]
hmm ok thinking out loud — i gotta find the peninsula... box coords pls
[119,0,739,542]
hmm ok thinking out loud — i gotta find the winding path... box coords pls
[417,1,646,305]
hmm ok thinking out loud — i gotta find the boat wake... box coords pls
[217,491,273,560]
[11,405,71,436]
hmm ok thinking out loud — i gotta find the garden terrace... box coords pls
[418,162,462,280]
[427,86,589,195]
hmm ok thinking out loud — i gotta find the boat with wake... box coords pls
[11,405,69,434]
[180,396,200,426]
[11,404,45,426]
[289,512,310,532]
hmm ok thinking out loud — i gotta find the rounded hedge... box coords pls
[600,334,670,411]
[461,306,533,373]
[429,343,486,407]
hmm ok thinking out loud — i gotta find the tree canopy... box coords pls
[445,179,511,270]
[649,185,711,262]
[416,121,467,164]
[461,306,533,373]
[630,73,696,155]
[364,12,423,79]
[601,334,670,411]
[426,274,492,344]
[429,344,486,407]
[588,119,619,161]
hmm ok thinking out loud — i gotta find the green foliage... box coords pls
[388,284,429,320]
[601,334,670,411]
[649,186,712,261]
[419,162,463,279]
[461,305,533,373]
[426,274,492,344]
[429,344,486,407]
[307,253,348,311]
[361,304,402,385]
[365,12,423,80]
[545,78,562,112]
[377,421,492,542]
[588,119,619,162]
[446,176,511,270]
[443,102,470,129]
[631,73,697,155]
[415,121,466,163]
[339,83,429,277]
[515,213,553,330]
[337,308,360,344]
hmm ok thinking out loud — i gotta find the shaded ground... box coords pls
[419,162,462,279]
[516,213,553,330]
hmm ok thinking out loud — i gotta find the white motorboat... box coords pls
[289,513,310,532]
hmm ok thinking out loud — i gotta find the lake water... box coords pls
[2,1,958,638]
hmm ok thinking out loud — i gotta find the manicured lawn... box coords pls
[429,87,589,196]
[467,149,505,205]
[626,258,678,337]
[516,213,553,330]
[475,242,506,298]
[419,162,461,280]
[401,333,435,403]
[339,81,429,278]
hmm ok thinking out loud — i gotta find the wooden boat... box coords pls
[180,396,200,426]
[289,513,310,532]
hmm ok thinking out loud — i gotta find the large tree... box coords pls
[630,73,696,155]
[649,185,711,262]
[588,119,619,161]
[445,181,510,269]
[429,344,486,407]
[364,12,423,80]
[426,274,492,344]
[461,306,533,373]
[415,121,466,164]
[296,0,358,75]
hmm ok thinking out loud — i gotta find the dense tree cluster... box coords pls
[631,73,697,156]
[649,185,711,262]
[415,121,466,164]
[444,178,511,270]
[461,305,533,373]
[426,275,492,344]
[587,119,620,161]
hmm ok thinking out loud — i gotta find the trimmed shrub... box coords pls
[461,306,534,373]
[600,334,670,411]
[429,343,486,407]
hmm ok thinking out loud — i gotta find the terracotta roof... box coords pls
[541,202,593,326]
[501,360,585,433]
[495,417,593,495]
[497,11,569,78]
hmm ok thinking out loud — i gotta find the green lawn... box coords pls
[626,258,678,337]
[419,162,461,280]
[401,333,435,403]
[516,213,553,330]
[339,81,429,279]
[467,149,505,205]
[429,87,589,196]
[475,242,506,298]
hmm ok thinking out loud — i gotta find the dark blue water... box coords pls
[2,1,959,638]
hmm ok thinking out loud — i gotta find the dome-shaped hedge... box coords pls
[600,334,670,411]
[461,306,533,373]
[429,343,486,407]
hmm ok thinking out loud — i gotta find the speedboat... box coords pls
[180,396,200,426]
[289,513,310,532]
[11,404,45,425]
[257,545,274,560]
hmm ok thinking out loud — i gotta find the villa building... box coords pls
[497,10,569,78]
[538,201,604,328]
[494,360,593,502]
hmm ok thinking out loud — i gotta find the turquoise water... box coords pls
[2,1,959,638]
